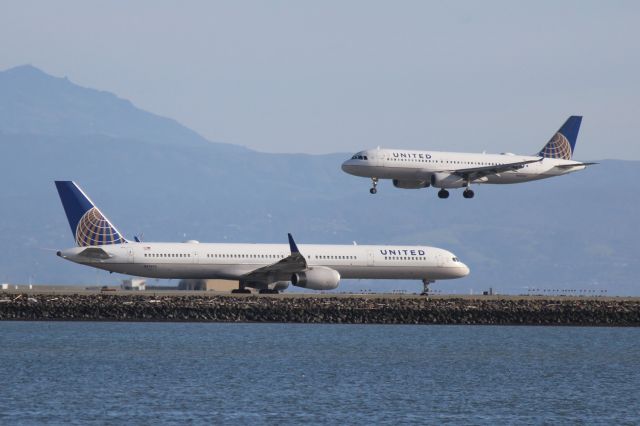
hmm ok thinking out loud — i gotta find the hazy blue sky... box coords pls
[1,1,639,159]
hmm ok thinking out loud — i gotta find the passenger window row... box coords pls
[206,254,285,259]
[315,255,356,260]
[145,253,361,261]
[384,256,426,261]
[389,158,504,166]
[390,158,440,163]
[144,253,190,258]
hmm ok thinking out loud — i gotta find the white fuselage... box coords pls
[341,148,586,188]
[58,241,469,284]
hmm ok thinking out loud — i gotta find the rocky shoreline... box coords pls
[1,293,639,325]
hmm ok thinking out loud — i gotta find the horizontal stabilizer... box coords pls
[553,162,598,169]
[77,247,111,259]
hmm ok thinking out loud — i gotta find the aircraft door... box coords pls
[368,149,383,167]
[367,250,375,266]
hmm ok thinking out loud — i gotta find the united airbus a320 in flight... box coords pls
[54,181,469,294]
[342,116,595,199]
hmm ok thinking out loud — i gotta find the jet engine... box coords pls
[291,267,340,290]
[430,172,466,188]
[392,179,429,189]
[272,281,290,291]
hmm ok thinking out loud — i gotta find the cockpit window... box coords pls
[452,257,460,262]
[351,154,368,160]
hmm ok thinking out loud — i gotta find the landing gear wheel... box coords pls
[463,189,475,199]
[369,177,378,194]
[258,289,279,294]
[437,189,449,199]
[231,288,251,294]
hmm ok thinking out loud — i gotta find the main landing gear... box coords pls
[369,177,378,194]
[258,288,280,294]
[421,279,435,296]
[463,179,474,198]
[231,282,252,294]
[437,188,474,199]
[437,189,449,199]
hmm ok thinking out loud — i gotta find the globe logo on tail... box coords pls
[539,132,572,160]
[75,207,126,246]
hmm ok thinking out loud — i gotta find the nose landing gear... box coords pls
[369,177,378,194]
[421,279,435,295]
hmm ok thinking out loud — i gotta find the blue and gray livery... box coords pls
[537,115,582,160]
[55,181,128,247]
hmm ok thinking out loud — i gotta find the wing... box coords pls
[447,158,543,181]
[241,233,307,284]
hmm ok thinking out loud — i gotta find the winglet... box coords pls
[288,233,300,254]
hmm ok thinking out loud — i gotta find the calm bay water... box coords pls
[1,323,639,424]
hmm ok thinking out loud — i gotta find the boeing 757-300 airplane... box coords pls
[54,181,469,294]
[342,116,595,199]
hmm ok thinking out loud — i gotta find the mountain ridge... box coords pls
[0,64,243,151]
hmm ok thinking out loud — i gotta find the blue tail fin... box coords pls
[55,181,127,246]
[538,116,582,159]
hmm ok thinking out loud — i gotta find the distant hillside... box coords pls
[0,65,240,150]
[0,65,638,295]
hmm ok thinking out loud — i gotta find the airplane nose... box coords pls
[458,263,470,277]
[341,160,353,173]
